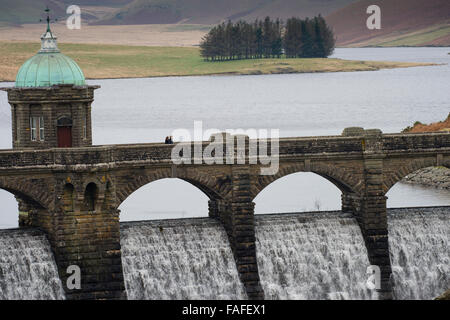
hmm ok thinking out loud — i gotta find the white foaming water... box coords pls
[389,208,449,300]
[0,208,446,300]
[0,229,65,300]
[120,218,246,300]
[255,212,377,300]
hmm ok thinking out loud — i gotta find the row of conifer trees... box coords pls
[200,16,335,61]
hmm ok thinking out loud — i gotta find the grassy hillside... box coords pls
[326,0,450,47]
[93,0,358,25]
[0,41,434,81]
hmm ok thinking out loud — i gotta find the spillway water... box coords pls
[254,207,449,300]
[388,208,449,300]
[120,218,247,299]
[0,228,65,300]
[255,212,377,300]
[0,207,447,300]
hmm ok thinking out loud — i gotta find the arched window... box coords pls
[56,116,73,127]
[84,183,97,212]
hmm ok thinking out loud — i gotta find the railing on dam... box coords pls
[0,131,448,169]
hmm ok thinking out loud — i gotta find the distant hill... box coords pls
[3,0,447,48]
[326,0,450,47]
[93,0,358,25]
[58,0,133,6]
[0,0,66,25]
[0,0,134,26]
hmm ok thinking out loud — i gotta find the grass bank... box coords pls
[0,41,436,82]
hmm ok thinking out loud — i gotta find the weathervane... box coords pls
[38,6,60,53]
[39,6,58,35]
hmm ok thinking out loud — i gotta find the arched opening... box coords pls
[0,188,64,299]
[118,178,245,299]
[0,189,19,229]
[119,178,210,221]
[384,166,449,300]
[84,183,97,212]
[386,166,450,208]
[253,172,375,299]
[0,187,46,229]
[254,172,342,214]
[62,184,74,212]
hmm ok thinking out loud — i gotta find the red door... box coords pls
[58,126,72,147]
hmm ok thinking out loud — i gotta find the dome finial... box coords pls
[45,6,52,34]
[39,6,59,53]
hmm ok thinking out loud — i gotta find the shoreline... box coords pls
[0,60,438,82]
[400,115,450,190]
[93,60,439,79]
[0,41,439,82]
[402,167,450,190]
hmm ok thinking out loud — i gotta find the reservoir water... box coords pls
[2,47,448,226]
[0,47,448,299]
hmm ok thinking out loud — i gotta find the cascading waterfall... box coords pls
[120,218,246,299]
[0,228,65,300]
[388,208,449,300]
[0,208,446,300]
[254,208,449,300]
[255,212,377,300]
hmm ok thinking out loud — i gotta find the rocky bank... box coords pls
[402,167,450,189]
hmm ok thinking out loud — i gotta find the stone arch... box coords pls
[115,168,226,207]
[0,177,52,209]
[56,115,73,127]
[383,157,446,193]
[81,177,106,196]
[251,162,361,201]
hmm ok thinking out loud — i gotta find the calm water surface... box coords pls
[0,47,449,227]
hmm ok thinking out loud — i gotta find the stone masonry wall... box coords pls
[3,85,97,149]
[0,130,449,300]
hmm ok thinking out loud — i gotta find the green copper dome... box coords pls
[15,26,85,88]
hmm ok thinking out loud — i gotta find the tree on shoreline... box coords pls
[200,16,335,61]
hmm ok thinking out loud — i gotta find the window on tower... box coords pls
[30,116,44,141]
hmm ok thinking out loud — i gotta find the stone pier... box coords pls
[0,130,448,299]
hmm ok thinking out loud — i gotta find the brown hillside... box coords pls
[93,0,357,25]
[403,114,450,133]
[326,0,450,46]
[235,0,359,23]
